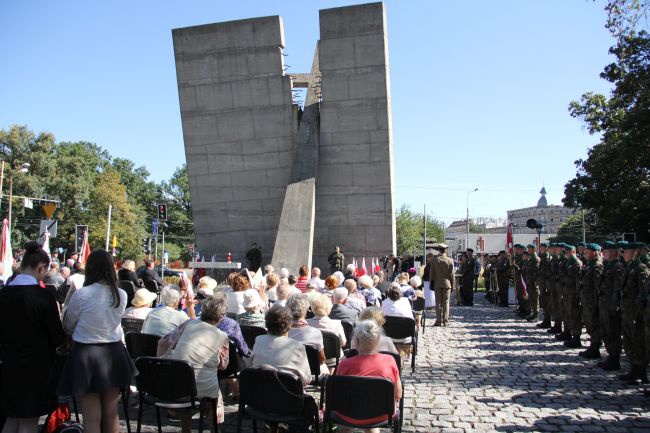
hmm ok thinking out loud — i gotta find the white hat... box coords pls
[243,291,262,310]
[197,287,215,298]
[198,276,217,291]
[132,289,157,307]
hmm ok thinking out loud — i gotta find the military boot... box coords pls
[564,335,582,348]
[547,322,562,334]
[598,356,621,371]
[537,319,552,329]
[555,329,571,341]
[579,344,601,359]
[619,365,639,381]
[623,365,649,385]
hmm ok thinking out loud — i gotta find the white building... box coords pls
[507,187,576,234]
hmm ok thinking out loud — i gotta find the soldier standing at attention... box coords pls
[429,243,455,326]
[547,244,563,335]
[577,242,587,261]
[619,242,650,384]
[513,244,528,317]
[639,243,649,266]
[578,243,604,359]
[460,248,476,306]
[328,246,345,274]
[597,241,625,371]
[523,244,541,322]
[537,243,553,328]
[563,245,584,348]
[554,244,571,341]
[495,250,510,307]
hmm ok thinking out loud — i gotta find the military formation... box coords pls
[508,240,650,396]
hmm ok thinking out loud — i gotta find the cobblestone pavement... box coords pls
[114,295,649,432]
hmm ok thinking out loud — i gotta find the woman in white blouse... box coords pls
[381,283,414,319]
[58,250,136,433]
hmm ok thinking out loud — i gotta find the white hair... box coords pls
[276,280,291,300]
[345,264,356,274]
[264,264,274,274]
[353,320,381,352]
[358,275,374,289]
[333,271,345,286]
[161,286,181,307]
[279,267,289,279]
[332,287,348,304]
[311,267,321,277]
[409,276,422,288]
[286,293,310,320]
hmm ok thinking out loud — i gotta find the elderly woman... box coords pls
[164,296,230,432]
[307,294,346,349]
[142,286,190,336]
[396,273,415,298]
[122,288,157,320]
[343,279,365,313]
[321,275,339,298]
[381,284,414,319]
[304,281,319,302]
[266,273,279,303]
[117,259,143,288]
[357,275,380,306]
[237,291,266,328]
[353,307,398,354]
[286,294,327,374]
[274,279,291,307]
[250,306,312,386]
[335,320,402,433]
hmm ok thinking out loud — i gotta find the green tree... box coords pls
[564,32,650,241]
[396,205,444,257]
[159,164,194,258]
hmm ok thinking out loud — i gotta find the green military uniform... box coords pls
[547,246,562,333]
[495,253,511,307]
[598,241,625,370]
[328,249,345,274]
[523,245,540,321]
[513,245,527,316]
[579,243,604,358]
[554,247,570,339]
[563,245,584,347]
[619,243,650,383]
[537,244,552,327]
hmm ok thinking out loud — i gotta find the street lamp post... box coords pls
[6,163,30,231]
[466,188,478,250]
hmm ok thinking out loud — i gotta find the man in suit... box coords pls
[460,248,476,306]
[141,259,164,289]
[429,244,455,326]
[328,287,358,324]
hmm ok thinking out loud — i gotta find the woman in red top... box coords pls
[335,320,402,432]
[295,265,310,293]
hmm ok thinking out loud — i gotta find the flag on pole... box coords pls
[360,258,367,276]
[370,257,375,275]
[506,223,513,254]
[520,274,529,300]
[41,231,51,257]
[374,258,381,273]
[79,229,90,264]
[352,257,358,277]
[1,219,13,281]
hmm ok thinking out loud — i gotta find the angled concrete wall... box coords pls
[313,2,396,270]
[172,17,296,265]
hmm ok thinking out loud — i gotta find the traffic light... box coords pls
[157,203,167,221]
[142,237,151,254]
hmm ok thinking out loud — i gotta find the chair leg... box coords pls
[198,400,204,433]
[211,399,219,433]
[136,393,144,433]
[155,406,162,433]
[122,388,131,433]
[72,397,80,422]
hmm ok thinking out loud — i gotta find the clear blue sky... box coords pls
[0,0,614,225]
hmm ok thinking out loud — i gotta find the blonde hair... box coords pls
[310,294,333,316]
[121,259,136,272]
[359,306,386,326]
[396,273,409,284]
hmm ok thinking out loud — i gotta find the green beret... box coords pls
[514,244,524,249]
[527,244,536,249]
[636,242,647,249]
[586,243,601,252]
[540,242,549,247]
[621,243,636,250]
[617,241,629,249]
[602,241,617,251]
[578,242,587,247]
[565,244,576,251]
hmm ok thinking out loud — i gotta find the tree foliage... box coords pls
[396,205,445,257]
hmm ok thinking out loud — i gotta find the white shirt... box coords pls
[251,334,312,386]
[63,282,127,343]
[142,306,189,337]
[123,306,153,320]
[310,277,325,290]
[381,297,413,319]
[307,315,347,347]
[68,273,85,290]
[227,289,262,315]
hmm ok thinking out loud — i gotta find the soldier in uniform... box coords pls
[513,244,528,317]
[578,243,604,358]
[554,244,572,340]
[597,241,625,371]
[429,243,455,326]
[548,244,563,334]
[577,241,587,261]
[495,250,511,307]
[328,246,345,274]
[639,242,649,266]
[460,248,476,306]
[619,242,650,384]
[562,245,584,348]
[537,243,553,328]
[523,244,541,322]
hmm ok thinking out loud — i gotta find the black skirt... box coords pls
[57,342,137,396]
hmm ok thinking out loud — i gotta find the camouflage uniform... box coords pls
[523,253,541,319]
[563,254,583,344]
[620,259,649,369]
[538,251,552,325]
[599,257,625,366]
[495,257,511,307]
[553,254,568,335]
[514,252,528,315]
[580,255,604,353]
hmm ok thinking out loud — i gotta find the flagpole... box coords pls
[105,204,112,251]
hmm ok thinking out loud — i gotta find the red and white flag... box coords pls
[79,229,91,265]
[360,258,367,276]
[374,257,381,273]
[506,223,513,254]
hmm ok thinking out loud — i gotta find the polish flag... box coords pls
[506,223,513,255]
[374,257,381,273]
[370,257,376,275]
[359,258,367,276]
[79,229,91,265]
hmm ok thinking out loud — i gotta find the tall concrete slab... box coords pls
[313,2,396,271]
[173,17,296,265]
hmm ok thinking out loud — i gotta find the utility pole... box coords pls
[105,204,112,250]
[423,204,427,260]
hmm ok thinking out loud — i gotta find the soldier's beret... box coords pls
[466,248,474,253]
[577,242,587,247]
[540,243,549,247]
[617,241,629,249]
[565,244,576,251]
[602,241,617,250]
[636,242,647,249]
[527,244,536,249]
[513,244,524,249]
[499,250,506,254]
[586,243,601,251]
[621,243,636,250]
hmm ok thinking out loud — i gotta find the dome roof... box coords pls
[537,186,547,207]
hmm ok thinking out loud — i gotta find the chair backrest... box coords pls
[321,330,341,363]
[239,367,306,418]
[383,316,415,340]
[143,279,159,293]
[303,344,321,378]
[325,376,395,423]
[341,321,354,348]
[345,350,402,374]
[118,280,137,305]
[411,297,425,312]
[55,283,70,305]
[121,317,145,334]
[218,340,240,379]
[125,332,160,359]
[240,325,267,350]
[135,356,197,401]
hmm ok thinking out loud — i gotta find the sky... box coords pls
[0,0,615,225]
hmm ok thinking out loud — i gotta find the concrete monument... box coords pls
[173,2,395,273]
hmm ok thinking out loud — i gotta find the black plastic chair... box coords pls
[143,279,159,294]
[135,357,218,433]
[119,280,137,306]
[324,375,400,433]
[126,333,160,359]
[236,367,319,433]
[341,321,354,350]
[383,316,418,371]
[240,325,267,350]
[218,340,241,380]
[303,344,327,408]
[55,283,70,305]
[122,318,145,335]
[411,297,426,331]
[321,330,341,369]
